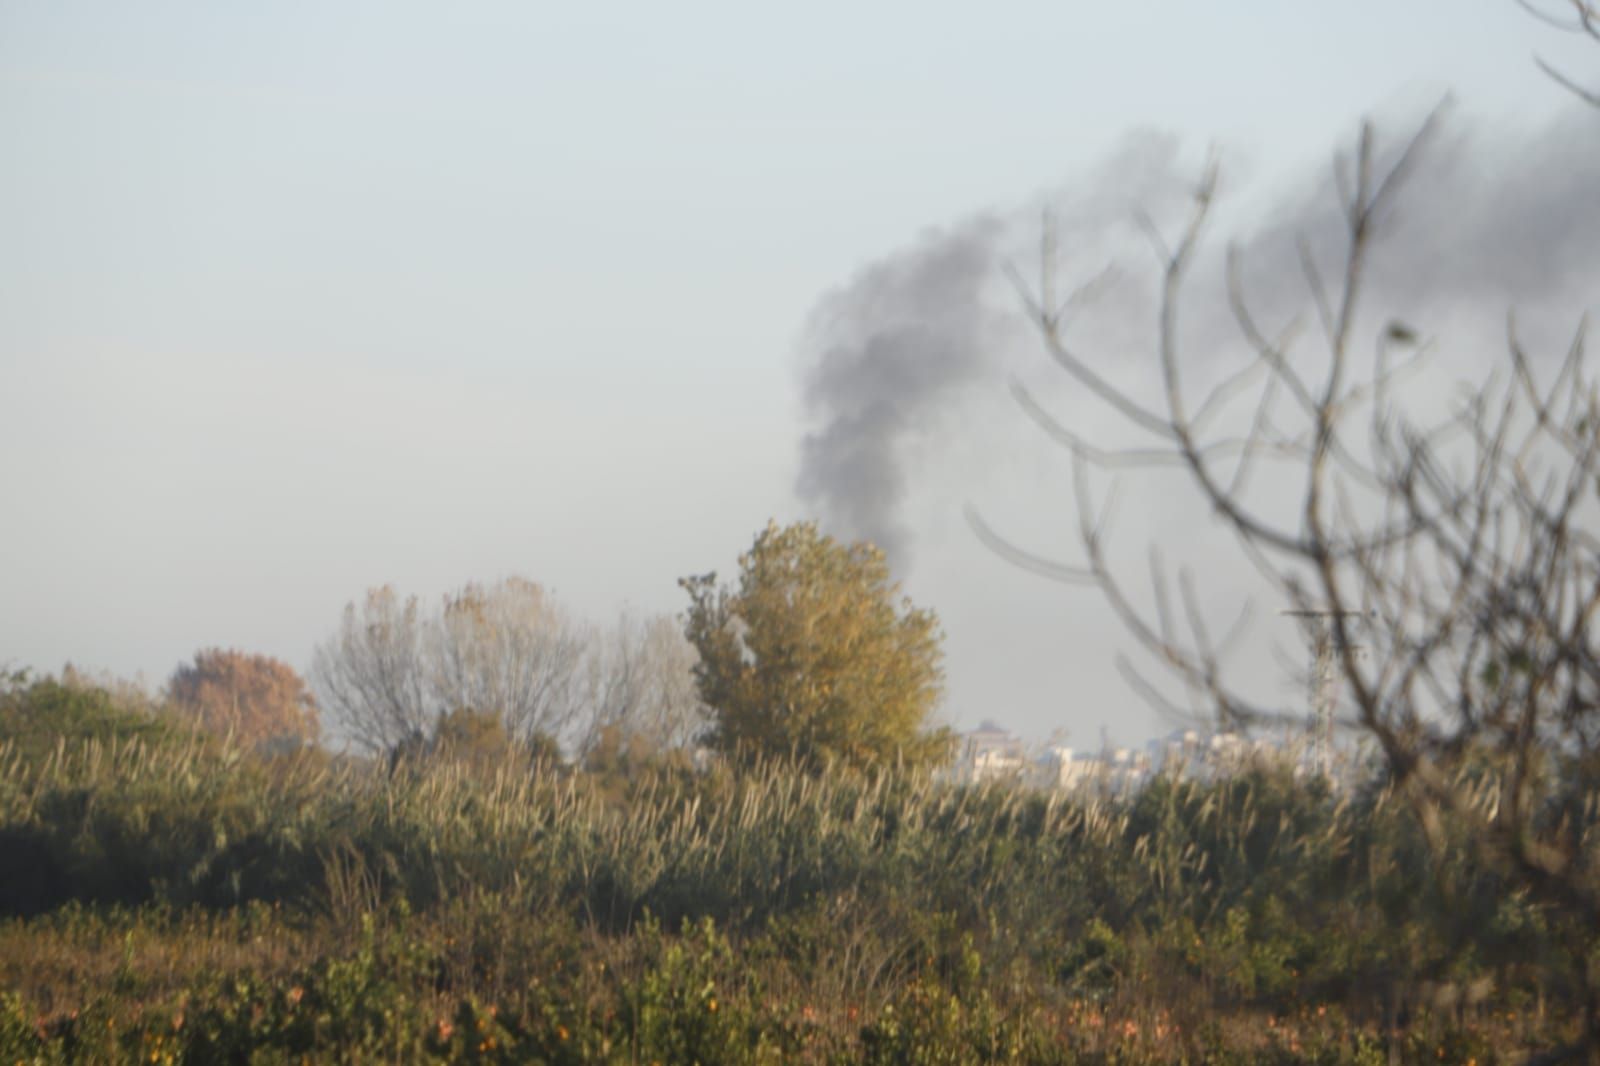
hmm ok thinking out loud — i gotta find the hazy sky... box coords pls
[2,2,1594,746]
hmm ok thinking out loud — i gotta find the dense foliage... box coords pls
[682,521,950,771]
[167,648,320,748]
[1,673,1590,1062]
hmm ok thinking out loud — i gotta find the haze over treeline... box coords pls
[4,3,1600,1062]
[2,2,1595,748]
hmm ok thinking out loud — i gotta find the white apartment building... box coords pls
[953,721,1339,793]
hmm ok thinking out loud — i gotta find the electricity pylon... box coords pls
[1282,609,1367,778]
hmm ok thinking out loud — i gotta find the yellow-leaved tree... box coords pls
[680,520,950,771]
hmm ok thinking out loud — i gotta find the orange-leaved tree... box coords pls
[167,648,319,747]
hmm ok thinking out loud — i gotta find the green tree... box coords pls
[1,669,191,761]
[680,520,950,770]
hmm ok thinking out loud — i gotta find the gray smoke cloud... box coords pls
[1225,106,1600,346]
[794,132,1190,569]
[795,216,1009,569]
[794,105,1600,571]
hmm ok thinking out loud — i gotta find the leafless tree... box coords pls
[313,578,589,754]
[431,577,589,744]
[974,105,1600,1058]
[577,609,707,759]
[312,585,433,755]
[1520,0,1600,105]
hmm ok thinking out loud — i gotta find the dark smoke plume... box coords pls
[795,217,1008,569]
[794,107,1600,571]
[793,132,1192,570]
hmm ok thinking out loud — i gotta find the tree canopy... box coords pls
[311,577,699,761]
[167,648,319,748]
[680,520,950,770]
[311,578,587,755]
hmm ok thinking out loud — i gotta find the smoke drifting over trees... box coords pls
[793,106,1600,572]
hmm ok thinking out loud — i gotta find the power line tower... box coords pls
[1282,609,1367,778]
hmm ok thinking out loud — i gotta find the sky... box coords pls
[2,1,1596,747]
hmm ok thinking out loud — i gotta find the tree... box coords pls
[1522,0,1600,106]
[312,577,589,756]
[311,585,433,755]
[4,668,190,761]
[975,111,1600,1057]
[430,577,588,745]
[167,648,319,747]
[578,610,707,763]
[680,520,950,770]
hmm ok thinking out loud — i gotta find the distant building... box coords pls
[952,719,1350,794]
[1143,728,1278,782]
[960,720,1028,782]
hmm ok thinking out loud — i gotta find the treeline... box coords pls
[138,521,950,775]
[111,577,703,767]
[0,671,1585,1063]
[310,577,705,761]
